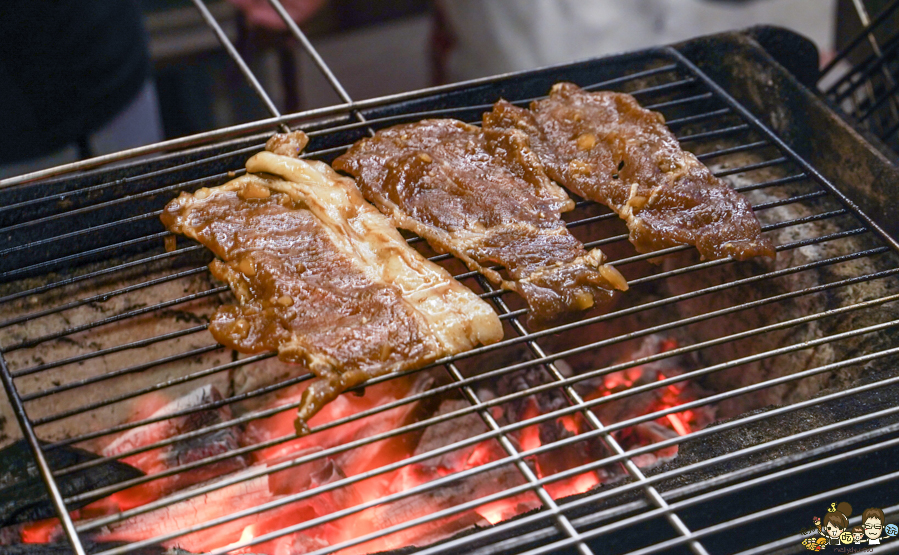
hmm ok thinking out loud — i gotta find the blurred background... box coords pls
[0,0,860,178]
[143,0,840,135]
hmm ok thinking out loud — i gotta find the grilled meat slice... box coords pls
[333,119,627,328]
[161,132,502,433]
[483,82,775,261]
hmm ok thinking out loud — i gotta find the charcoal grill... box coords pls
[821,0,899,156]
[2,3,899,555]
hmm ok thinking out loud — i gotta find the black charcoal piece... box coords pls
[0,440,143,527]
[1,541,173,554]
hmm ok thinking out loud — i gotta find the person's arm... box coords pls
[227,0,325,29]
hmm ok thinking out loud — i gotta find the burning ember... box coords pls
[17,335,708,554]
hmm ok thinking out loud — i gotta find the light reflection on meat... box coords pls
[19,336,704,554]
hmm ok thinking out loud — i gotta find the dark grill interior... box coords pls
[1,15,899,555]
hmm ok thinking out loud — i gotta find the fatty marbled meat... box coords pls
[483,83,775,261]
[161,132,502,433]
[333,119,628,328]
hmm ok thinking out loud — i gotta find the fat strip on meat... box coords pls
[162,132,502,433]
[333,119,628,328]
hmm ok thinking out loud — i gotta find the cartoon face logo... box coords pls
[824,520,843,539]
[886,523,898,537]
[840,531,854,544]
[865,517,884,540]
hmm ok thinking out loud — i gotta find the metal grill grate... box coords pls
[820,0,899,154]
[1,5,899,555]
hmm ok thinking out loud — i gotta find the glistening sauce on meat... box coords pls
[162,132,502,433]
[333,119,628,328]
[483,83,776,261]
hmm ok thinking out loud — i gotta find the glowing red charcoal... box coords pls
[18,334,715,554]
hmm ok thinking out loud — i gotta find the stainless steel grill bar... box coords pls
[639,442,899,554]
[0,175,225,242]
[0,145,259,217]
[0,162,811,352]
[265,0,353,105]
[60,268,899,509]
[59,253,880,487]
[1,286,228,354]
[643,92,714,111]
[75,387,532,523]
[628,231,875,286]
[604,426,899,524]
[327,408,897,555]
[0,231,173,283]
[89,334,899,555]
[0,245,206,305]
[0,78,746,300]
[713,156,789,177]
[518,433,899,555]
[486,346,899,555]
[732,172,807,191]
[170,333,899,555]
[2,132,777,277]
[751,189,827,210]
[0,208,163,246]
[412,368,899,555]
[0,266,208,330]
[0,47,681,190]
[445,359,596,555]
[757,209,848,231]
[677,124,751,143]
[850,0,899,124]
[477,275,709,555]
[0,148,820,350]
[0,118,284,190]
[21,344,223,402]
[88,423,544,552]
[694,139,769,161]
[32,229,883,443]
[583,64,680,91]
[71,266,899,536]
[476,394,899,555]
[820,0,899,78]
[827,36,899,103]
[35,223,868,436]
[662,108,733,128]
[611,212,845,268]
[0,70,724,240]
[11,325,208,380]
[32,351,276,427]
[52,365,313,456]
[189,0,283,125]
[0,355,87,555]
[294,62,689,130]
[626,78,698,97]
[674,49,899,253]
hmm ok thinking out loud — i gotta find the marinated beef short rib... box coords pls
[333,119,628,328]
[161,132,502,433]
[483,82,775,261]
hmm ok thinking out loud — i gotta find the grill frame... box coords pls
[1,9,899,555]
[820,0,899,156]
